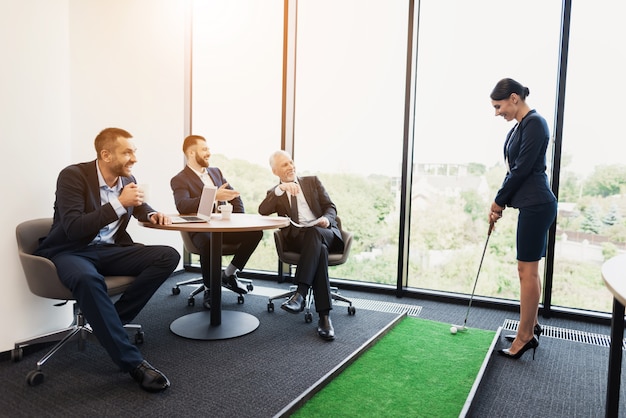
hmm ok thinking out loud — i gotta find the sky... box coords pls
[191,0,625,179]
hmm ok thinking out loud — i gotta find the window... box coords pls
[189,0,621,316]
[293,0,409,283]
[408,0,562,299]
[191,0,283,271]
[551,0,626,313]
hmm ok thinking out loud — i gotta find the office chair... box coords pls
[13,218,143,386]
[171,231,253,305]
[267,216,356,323]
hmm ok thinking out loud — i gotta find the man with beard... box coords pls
[35,127,180,392]
[170,135,262,309]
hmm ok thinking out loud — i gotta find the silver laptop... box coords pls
[171,185,217,223]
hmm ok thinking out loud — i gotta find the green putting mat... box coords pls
[293,316,496,417]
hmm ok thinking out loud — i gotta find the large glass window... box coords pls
[189,0,620,316]
[408,0,562,299]
[191,0,283,271]
[293,0,409,283]
[551,1,626,313]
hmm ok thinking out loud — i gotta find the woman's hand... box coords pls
[489,202,504,224]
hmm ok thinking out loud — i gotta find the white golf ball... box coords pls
[450,326,457,334]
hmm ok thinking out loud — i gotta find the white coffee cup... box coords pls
[218,203,233,220]
[137,183,150,204]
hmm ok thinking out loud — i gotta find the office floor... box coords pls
[2,272,623,417]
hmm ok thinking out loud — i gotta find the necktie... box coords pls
[290,194,299,237]
[290,194,299,221]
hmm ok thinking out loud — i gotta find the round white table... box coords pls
[601,254,626,418]
[141,213,289,340]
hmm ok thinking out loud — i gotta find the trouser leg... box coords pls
[53,251,143,371]
[223,230,263,270]
[291,227,336,312]
[100,245,180,323]
[311,245,332,313]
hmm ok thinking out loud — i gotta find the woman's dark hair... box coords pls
[490,78,530,101]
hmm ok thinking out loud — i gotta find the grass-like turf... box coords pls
[292,316,495,418]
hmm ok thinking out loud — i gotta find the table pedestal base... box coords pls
[170,310,260,340]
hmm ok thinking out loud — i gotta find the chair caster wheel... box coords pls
[247,284,254,291]
[267,302,275,312]
[134,331,145,345]
[187,298,195,307]
[26,370,44,386]
[172,287,181,295]
[348,306,356,315]
[237,295,245,304]
[304,312,313,323]
[11,348,23,362]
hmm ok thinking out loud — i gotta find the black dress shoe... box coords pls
[203,289,211,310]
[317,315,335,341]
[281,292,305,314]
[130,360,170,392]
[221,272,248,294]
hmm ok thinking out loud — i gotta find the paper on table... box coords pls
[288,217,324,228]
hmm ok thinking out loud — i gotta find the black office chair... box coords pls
[267,216,355,323]
[13,218,143,386]
[172,231,253,305]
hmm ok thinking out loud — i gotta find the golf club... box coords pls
[452,221,495,333]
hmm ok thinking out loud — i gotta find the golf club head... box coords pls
[451,324,469,332]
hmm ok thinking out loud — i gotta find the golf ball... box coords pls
[450,326,457,334]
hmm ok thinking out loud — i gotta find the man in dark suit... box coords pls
[170,135,262,309]
[259,150,344,340]
[35,127,180,392]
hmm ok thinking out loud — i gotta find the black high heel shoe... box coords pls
[504,323,543,342]
[497,337,539,360]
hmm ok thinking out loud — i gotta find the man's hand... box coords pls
[119,183,144,207]
[215,183,240,202]
[279,182,301,195]
[149,212,172,225]
[315,216,330,228]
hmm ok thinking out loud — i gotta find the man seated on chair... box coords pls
[170,135,262,309]
[35,127,180,393]
[259,150,344,341]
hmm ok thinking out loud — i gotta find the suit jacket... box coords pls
[36,160,155,259]
[170,165,244,215]
[495,110,556,209]
[258,175,343,246]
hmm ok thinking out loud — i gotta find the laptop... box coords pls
[171,185,217,223]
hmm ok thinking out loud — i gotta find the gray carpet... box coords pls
[2,272,625,417]
[471,336,614,418]
[0,272,399,418]
[358,291,625,418]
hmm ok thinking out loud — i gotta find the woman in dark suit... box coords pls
[488,78,557,360]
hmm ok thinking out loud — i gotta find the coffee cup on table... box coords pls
[218,203,233,220]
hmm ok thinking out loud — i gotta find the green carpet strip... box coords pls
[293,316,495,418]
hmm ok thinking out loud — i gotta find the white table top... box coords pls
[602,254,626,306]
[140,213,289,233]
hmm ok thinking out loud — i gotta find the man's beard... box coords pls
[111,160,132,177]
[195,154,209,168]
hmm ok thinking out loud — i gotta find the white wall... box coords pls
[0,0,188,352]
